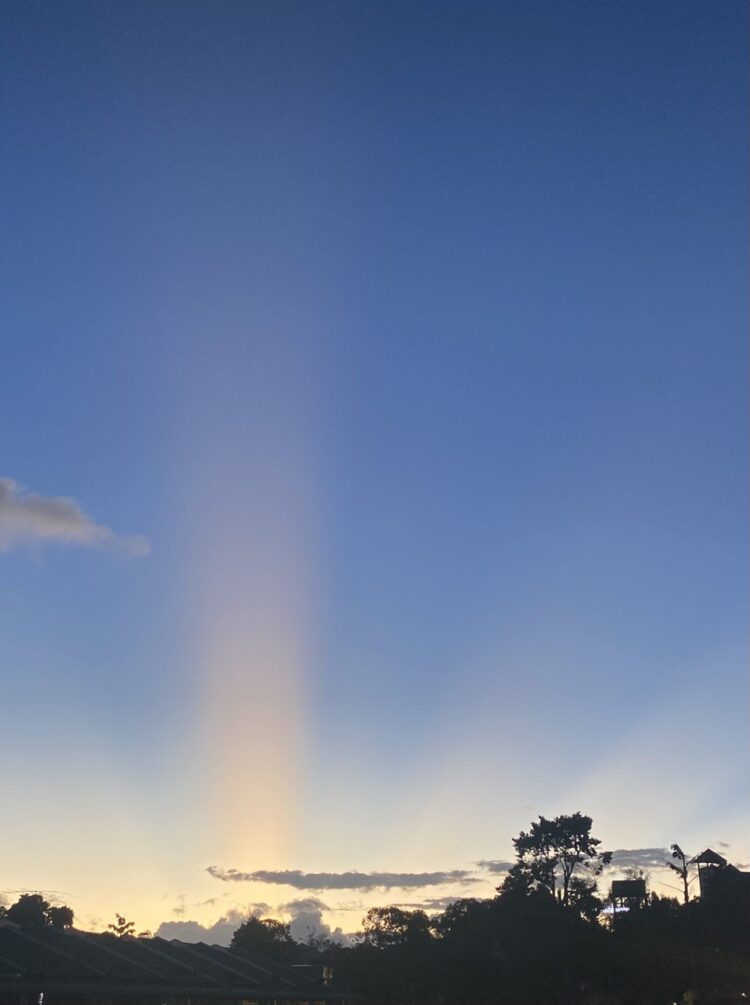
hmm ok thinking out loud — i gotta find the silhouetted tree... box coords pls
[231,916,296,962]
[6,894,49,926]
[349,907,436,1005]
[567,875,602,922]
[108,914,136,937]
[5,894,74,929]
[323,816,750,1005]
[497,862,534,898]
[47,905,74,929]
[430,898,486,939]
[509,812,611,909]
[666,843,691,904]
[360,907,432,949]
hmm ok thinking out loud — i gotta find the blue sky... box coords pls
[1,0,747,935]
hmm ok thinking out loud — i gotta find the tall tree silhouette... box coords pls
[509,812,611,907]
[666,843,691,904]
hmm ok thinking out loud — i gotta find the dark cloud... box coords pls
[475,860,514,875]
[607,848,671,871]
[391,896,469,912]
[0,477,148,556]
[207,867,477,891]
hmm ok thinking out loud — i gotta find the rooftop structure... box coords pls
[690,849,750,905]
[610,878,648,913]
[0,923,352,1005]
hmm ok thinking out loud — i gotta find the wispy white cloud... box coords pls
[207,866,477,892]
[0,477,149,556]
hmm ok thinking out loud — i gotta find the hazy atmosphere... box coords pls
[1,0,747,949]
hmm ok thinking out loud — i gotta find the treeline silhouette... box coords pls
[3,813,748,1003]
[233,813,750,1005]
[0,895,152,939]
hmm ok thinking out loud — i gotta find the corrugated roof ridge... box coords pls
[130,936,197,972]
[72,931,167,979]
[215,944,313,989]
[229,943,301,978]
[10,927,105,977]
[208,942,274,978]
[172,941,263,985]
[149,937,223,984]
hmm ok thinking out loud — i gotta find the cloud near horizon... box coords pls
[155,909,249,947]
[391,896,469,912]
[607,848,671,871]
[155,900,350,948]
[0,478,149,556]
[279,898,349,945]
[207,866,477,891]
[475,860,514,875]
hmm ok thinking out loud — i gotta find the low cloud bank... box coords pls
[156,905,269,947]
[608,848,671,871]
[155,910,246,947]
[0,477,149,556]
[392,896,468,912]
[475,860,514,875]
[155,901,349,948]
[207,866,476,891]
[280,898,349,945]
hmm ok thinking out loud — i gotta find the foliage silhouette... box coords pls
[508,812,612,908]
[360,907,432,949]
[231,916,297,962]
[108,913,136,937]
[4,894,74,929]
[47,905,74,929]
[5,811,749,1004]
[666,843,691,904]
[281,813,750,1005]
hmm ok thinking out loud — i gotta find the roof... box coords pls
[691,848,728,867]
[0,923,347,1001]
[611,879,647,898]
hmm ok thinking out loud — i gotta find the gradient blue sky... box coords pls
[1,0,747,936]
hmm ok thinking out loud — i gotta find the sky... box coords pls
[0,0,747,942]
